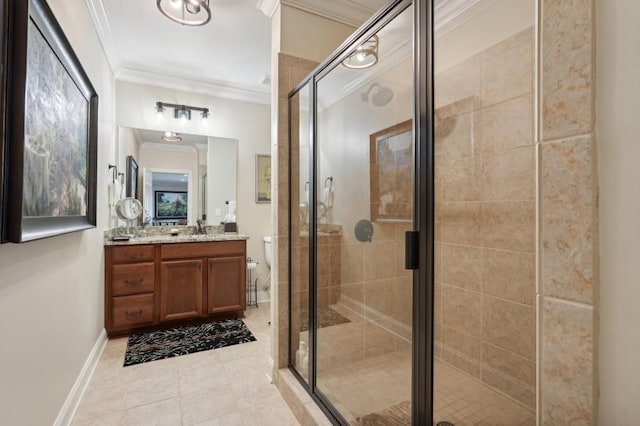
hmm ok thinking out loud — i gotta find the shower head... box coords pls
[361,83,394,107]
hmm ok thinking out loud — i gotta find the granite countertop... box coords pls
[104,233,249,246]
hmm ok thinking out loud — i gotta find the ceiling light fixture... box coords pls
[161,131,182,143]
[342,35,379,69]
[157,0,211,26]
[156,101,210,122]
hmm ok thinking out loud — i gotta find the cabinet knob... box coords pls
[124,278,143,286]
[124,253,143,260]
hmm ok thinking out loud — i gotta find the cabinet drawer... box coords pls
[112,294,155,329]
[112,245,154,263]
[112,263,155,296]
[161,240,245,259]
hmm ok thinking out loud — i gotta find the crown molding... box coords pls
[256,0,374,26]
[435,0,495,37]
[280,0,376,27]
[257,0,495,37]
[84,0,120,71]
[256,0,280,18]
[117,67,271,105]
[86,0,270,104]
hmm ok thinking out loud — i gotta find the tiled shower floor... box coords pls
[313,305,535,425]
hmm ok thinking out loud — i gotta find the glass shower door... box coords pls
[432,0,537,424]
[313,4,415,423]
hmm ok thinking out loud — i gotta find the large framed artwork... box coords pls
[369,119,413,222]
[0,0,9,244]
[126,155,138,199]
[255,154,271,203]
[155,191,188,220]
[2,0,98,243]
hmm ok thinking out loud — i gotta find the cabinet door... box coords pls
[207,256,246,314]
[160,259,203,322]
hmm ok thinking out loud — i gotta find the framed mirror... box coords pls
[116,127,237,226]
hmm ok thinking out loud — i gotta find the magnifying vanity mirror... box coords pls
[116,126,237,227]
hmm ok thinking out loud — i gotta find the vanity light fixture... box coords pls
[156,101,210,122]
[157,0,211,26]
[156,103,165,119]
[342,35,379,69]
[161,131,182,143]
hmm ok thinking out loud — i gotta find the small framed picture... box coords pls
[255,154,271,203]
[370,120,413,222]
[126,155,138,199]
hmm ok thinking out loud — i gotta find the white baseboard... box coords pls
[266,356,275,383]
[54,328,108,426]
[257,290,270,304]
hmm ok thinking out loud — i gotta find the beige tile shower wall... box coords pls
[274,54,319,371]
[540,0,597,423]
[434,28,537,409]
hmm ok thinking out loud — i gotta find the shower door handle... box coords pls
[405,231,419,270]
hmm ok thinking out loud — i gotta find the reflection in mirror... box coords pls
[144,170,190,225]
[116,127,237,226]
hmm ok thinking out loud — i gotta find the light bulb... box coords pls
[169,0,183,9]
[356,52,366,62]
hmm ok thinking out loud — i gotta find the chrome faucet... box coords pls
[196,219,206,235]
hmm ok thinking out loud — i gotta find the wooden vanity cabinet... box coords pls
[105,240,246,335]
[160,259,203,322]
[208,256,246,314]
[160,241,246,320]
[105,244,156,334]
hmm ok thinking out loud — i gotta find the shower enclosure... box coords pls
[288,0,537,423]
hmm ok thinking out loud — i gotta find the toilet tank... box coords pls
[263,236,272,269]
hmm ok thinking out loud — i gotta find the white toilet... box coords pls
[263,236,272,270]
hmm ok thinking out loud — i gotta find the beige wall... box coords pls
[434,0,534,73]
[269,3,354,377]
[280,5,355,64]
[433,28,536,409]
[597,0,640,423]
[0,1,116,424]
[116,82,272,301]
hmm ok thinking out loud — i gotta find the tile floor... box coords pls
[72,303,300,426]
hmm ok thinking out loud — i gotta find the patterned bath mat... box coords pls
[300,307,351,332]
[123,319,256,367]
[356,400,411,425]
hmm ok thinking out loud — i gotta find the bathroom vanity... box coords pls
[104,235,248,336]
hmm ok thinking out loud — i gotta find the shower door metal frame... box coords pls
[287,0,434,423]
